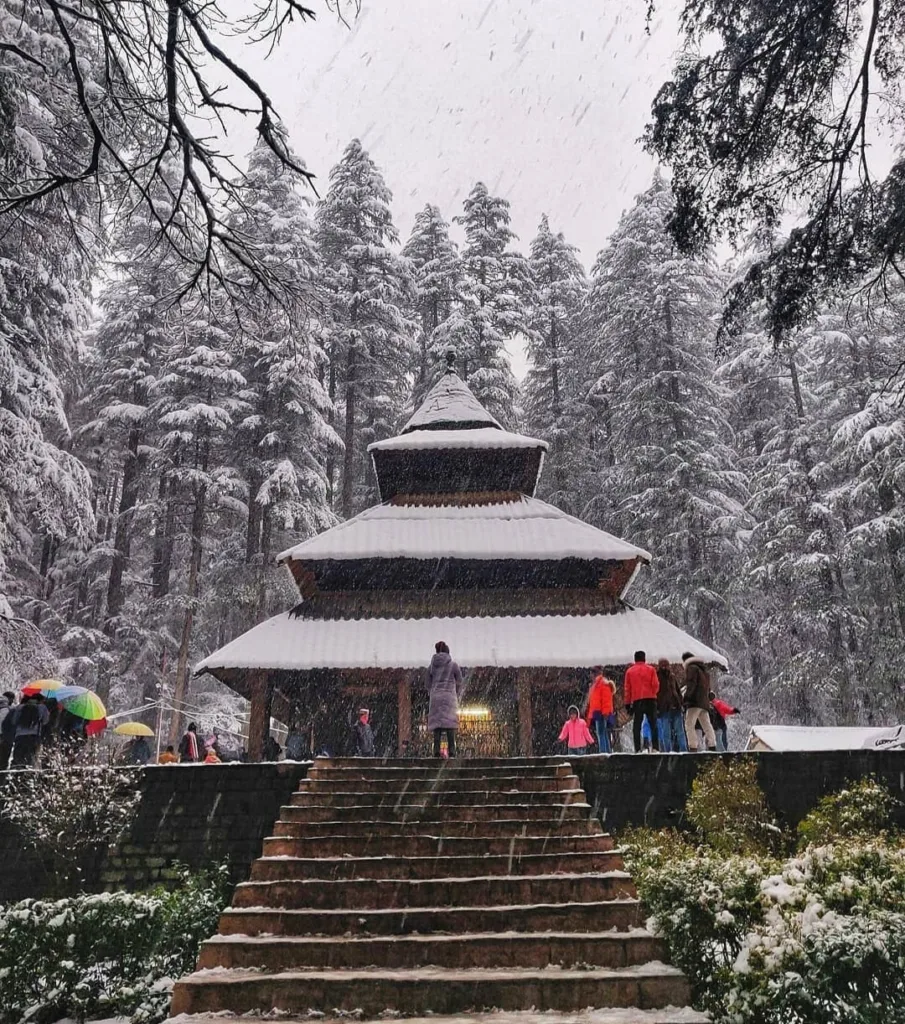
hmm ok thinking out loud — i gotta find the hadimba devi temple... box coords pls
[196,365,727,758]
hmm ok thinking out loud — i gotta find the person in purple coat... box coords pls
[427,641,462,758]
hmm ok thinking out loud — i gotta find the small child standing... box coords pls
[558,705,595,755]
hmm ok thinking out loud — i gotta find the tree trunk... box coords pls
[151,472,177,599]
[246,471,262,562]
[168,475,207,745]
[341,343,357,519]
[104,426,142,632]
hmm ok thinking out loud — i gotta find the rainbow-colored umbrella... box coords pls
[22,679,64,695]
[58,687,107,735]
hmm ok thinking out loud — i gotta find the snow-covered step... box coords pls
[271,815,605,838]
[277,801,592,823]
[250,850,623,881]
[301,772,580,792]
[217,898,644,937]
[169,963,691,1017]
[289,787,589,807]
[168,1011,708,1024]
[261,831,614,859]
[232,870,635,910]
[197,930,666,971]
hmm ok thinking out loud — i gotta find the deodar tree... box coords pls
[646,0,905,339]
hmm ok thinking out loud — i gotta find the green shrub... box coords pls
[686,757,783,855]
[0,862,232,1024]
[797,776,899,850]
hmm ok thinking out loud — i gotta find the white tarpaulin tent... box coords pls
[747,725,904,752]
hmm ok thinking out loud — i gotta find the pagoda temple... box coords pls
[196,365,727,758]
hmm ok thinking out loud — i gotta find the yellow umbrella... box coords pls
[113,722,154,737]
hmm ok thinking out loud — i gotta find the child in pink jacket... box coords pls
[558,705,596,755]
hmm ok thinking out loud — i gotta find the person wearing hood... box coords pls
[682,653,717,752]
[351,707,376,757]
[585,670,617,753]
[559,705,595,755]
[427,641,462,758]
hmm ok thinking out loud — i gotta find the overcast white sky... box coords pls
[231,0,681,266]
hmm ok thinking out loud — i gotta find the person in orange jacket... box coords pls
[585,669,617,753]
[623,650,660,753]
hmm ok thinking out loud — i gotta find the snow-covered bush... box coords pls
[796,776,899,850]
[685,757,781,855]
[0,862,232,1024]
[621,774,905,1022]
[0,748,141,895]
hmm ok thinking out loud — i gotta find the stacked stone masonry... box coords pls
[168,757,699,1021]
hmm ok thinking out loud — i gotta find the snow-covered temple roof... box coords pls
[196,606,728,675]
[369,426,547,454]
[277,495,650,565]
[401,371,502,433]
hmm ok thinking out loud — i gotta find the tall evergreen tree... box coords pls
[402,204,461,400]
[524,215,587,504]
[439,182,525,427]
[316,140,415,517]
[584,176,746,646]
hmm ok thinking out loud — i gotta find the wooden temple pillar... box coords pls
[397,675,412,754]
[247,669,273,762]
[516,672,534,757]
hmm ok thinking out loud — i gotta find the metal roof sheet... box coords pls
[195,606,728,674]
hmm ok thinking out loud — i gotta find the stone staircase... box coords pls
[169,757,702,1022]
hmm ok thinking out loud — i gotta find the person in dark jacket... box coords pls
[682,653,717,751]
[352,708,376,757]
[0,691,17,771]
[178,722,204,762]
[623,650,660,753]
[123,736,152,765]
[656,659,688,752]
[427,641,462,758]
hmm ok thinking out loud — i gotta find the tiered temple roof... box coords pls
[196,367,726,685]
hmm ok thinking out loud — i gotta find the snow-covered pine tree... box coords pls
[584,175,746,647]
[402,204,461,401]
[316,140,415,518]
[523,215,587,506]
[439,182,525,427]
[0,4,100,588]
[153,305,247,741]
[220,136,338,635]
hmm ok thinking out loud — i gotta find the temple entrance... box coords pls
[412,705,516,757]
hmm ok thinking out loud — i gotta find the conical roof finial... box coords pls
[445,348,457,374]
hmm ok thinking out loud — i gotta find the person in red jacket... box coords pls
[623,650,660,753]
[585,669,617,753]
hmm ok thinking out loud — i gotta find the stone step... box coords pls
[169,1011,708,1024]
[170,964,691,1016]
[289,788,589,808]
[301,773,580,792]
[313,757,574,769]
[218,899,643,937]
[271,817,604,838]
[232,872,635,910]
[261,832,615,859]
[277,802,591,823]
[250,850,624,881]
[303,765,573,778]
[197,930,666,971]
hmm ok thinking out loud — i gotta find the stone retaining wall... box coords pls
[0,760,309,902]
[571,749,905,832]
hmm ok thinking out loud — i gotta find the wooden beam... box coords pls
[517,673,533,757]
[247,669,273,761]
[397,675,412,753]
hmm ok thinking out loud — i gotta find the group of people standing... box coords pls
[561,650,738,755]
[0,690,86,769]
